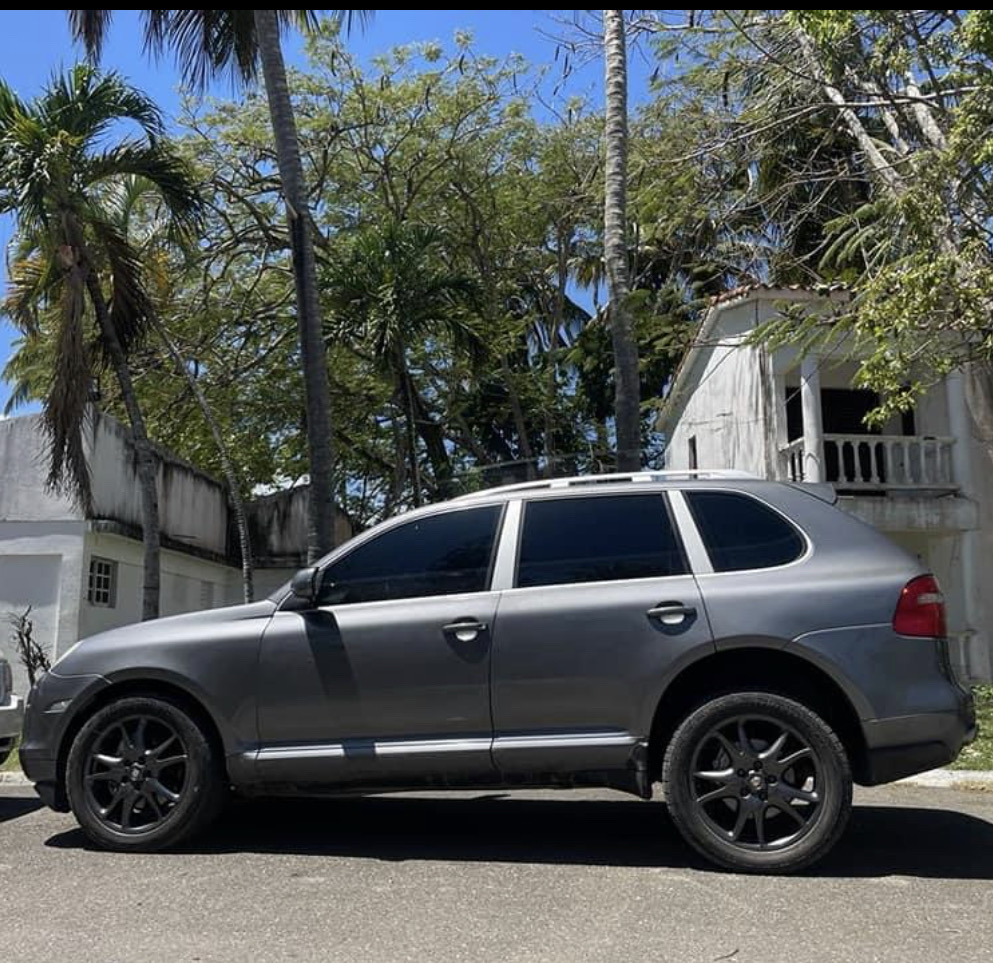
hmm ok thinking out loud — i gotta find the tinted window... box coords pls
[686,491,805,572]
[517,495,687,588]
[319,506,502,605]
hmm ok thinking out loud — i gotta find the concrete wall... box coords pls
[87,412,230,557]
[78,531,242,639]
[665,298,779,475]
[0,416,87,692]
[248,486,352,568]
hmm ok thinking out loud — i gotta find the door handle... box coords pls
[647,603,696,626]
[442,620,488,642]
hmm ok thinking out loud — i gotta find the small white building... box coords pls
[0,411,348,693]
[660,285,993,683]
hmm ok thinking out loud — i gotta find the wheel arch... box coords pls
[647,646,869,784]
[55,675,229,806]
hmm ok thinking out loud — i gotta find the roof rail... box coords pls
[456,470,758,500]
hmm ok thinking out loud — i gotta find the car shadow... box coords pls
[44,793,993,879]
[0,794,43,824]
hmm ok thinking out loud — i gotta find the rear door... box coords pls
[490,491,714,776]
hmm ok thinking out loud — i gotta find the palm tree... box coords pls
[603,9,641,471]
[105,174,256,602]
[68,9,365,563]
[325,220,479,506]
[0,65,204,619]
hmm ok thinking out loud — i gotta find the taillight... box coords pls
[893,575,947,638]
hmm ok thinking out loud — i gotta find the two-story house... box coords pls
[659,285,993,683]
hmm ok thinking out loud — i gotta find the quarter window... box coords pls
[516,494,687,588]
[88,557,118,608]
[685,490,805,572]
[318,505,502,605]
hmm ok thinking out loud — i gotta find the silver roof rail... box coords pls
[456,470,759,500]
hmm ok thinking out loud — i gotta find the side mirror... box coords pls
[290,566,321,606]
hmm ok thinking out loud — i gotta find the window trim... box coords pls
[87,556,118,608]
[681,487,812,576]
[306,501,508,608]
[510,491,691,591]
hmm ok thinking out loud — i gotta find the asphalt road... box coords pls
[2,784,992,963]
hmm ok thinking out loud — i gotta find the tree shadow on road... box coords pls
[44,792,993,879]
[0,794,42,824]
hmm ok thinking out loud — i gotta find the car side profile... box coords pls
[20,472,975,873]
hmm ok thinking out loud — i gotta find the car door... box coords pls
[256,502,505,785]
[490,491,714,776]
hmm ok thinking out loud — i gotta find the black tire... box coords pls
[662,691,852,874]
[66,695,226,852]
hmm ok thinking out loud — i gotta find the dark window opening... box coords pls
[319,505,502,605]
[686,490,805,572]
[516,494,687,588]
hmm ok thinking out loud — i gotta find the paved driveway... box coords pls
[2,784,992,963]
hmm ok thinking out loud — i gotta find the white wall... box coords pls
[665,299,778,476]
[78,531,242,639]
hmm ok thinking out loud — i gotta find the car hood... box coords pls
[51,600,278,676]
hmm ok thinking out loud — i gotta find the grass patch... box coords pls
[1,735,20,772]
[950,685,993,771]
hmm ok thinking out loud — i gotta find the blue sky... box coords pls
[0,10,652,414]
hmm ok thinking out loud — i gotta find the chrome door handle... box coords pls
[647,603,696,625]
[442,620,488,642]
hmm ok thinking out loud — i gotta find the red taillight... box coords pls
[893,575,947,638]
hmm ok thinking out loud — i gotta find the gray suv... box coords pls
[20,472,975,872]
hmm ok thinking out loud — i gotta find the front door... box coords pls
[256,503,505,785]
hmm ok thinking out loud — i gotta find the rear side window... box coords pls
[516,494,687,588]
[685,490,805,572]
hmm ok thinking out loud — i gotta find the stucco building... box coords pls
[0,411,348,692]
[660,285,993,683]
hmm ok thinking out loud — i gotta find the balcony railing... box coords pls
[779,434,958,492]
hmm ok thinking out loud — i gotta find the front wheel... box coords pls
[66,695,225,851]
[662,692,852,873]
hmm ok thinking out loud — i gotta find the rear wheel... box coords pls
[662,691,852,873]
[66,695,225,851]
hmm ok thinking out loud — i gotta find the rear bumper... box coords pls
[860,687,976,785]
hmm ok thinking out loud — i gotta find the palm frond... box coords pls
[67,10,114,62]
[44,269,92,511]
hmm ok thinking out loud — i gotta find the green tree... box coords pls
[325,220,480,505]
[0,65,203,619]
[68,9,366,563]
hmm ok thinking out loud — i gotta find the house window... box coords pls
[88,557,118,608]
[688,436,698,470]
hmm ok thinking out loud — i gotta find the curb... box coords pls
[897,768,993,790]
[4,768,993,790]
[0,771,31,786]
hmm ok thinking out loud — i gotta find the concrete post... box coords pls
[946,369,989,680]
[800,356,825,483]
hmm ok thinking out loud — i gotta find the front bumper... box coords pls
[19,670,108,812]
[0,693,24,742]
[861,685,976,785]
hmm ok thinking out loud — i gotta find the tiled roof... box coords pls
[710,282,849,305]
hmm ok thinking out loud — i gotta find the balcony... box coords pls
[779,434,958,493]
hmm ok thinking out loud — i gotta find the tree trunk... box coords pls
[153,319,254,603]
[255,9,335,563]
[603,9,641,471]
[395,350,422,507]
[84,273,161,620]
